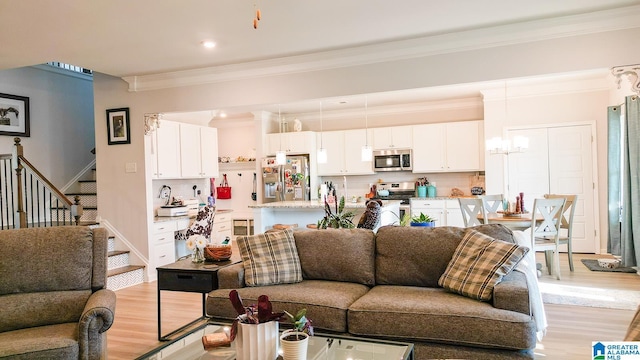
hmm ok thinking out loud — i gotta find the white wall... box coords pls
[0,66,95,187]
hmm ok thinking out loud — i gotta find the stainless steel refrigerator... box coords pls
[262,155,310,202]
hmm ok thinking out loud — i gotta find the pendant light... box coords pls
[317,101,327,164]
[275,106,286,165]
[361,97,372,161]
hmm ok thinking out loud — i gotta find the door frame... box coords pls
[503,121,600,254]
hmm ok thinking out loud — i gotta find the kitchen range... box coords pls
[374,182,415,218]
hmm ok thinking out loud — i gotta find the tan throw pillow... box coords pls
[438,229,529,301]
[236,229,302,287]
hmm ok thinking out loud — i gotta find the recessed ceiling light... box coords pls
[219,112,227,118]
[201,40,216,49]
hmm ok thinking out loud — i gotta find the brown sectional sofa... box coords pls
[206,224,537,360]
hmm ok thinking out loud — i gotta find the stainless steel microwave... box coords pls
[373,149,412,172]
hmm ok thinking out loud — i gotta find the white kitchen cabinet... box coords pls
[180,123,219,178]
[445,200,465,227]
[410,199,445,226]
[373,125,412,150]
[154,120,181,179]
[410,199,464,227]
[316,129,374,176]
[412,121,481,172]
[265,131,316,155]
[151,221,177,267]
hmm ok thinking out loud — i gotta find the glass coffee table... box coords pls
[136,322,414,360]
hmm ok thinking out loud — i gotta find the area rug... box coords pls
[581,259,637,273]
[539,282,640,310]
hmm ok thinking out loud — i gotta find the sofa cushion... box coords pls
[236,229,302,286]
[0,290,92,333]
[375,224,516,287]
[293,228,376,285]
[0,322,79,358]
[348,285,536,350]
[207,280,370,333]
[438,229,528,301]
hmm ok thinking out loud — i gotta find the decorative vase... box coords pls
[279,330,309,360]
[235,321,279,360]
[191,248,205,263]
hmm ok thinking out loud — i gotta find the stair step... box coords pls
[108,250,129,257]
[79,180,96,193]
[107,265,145,291]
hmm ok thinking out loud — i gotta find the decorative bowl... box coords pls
[204,245,232,261]
[597,258,621,269]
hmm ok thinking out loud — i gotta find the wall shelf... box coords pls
[218,162,258,171]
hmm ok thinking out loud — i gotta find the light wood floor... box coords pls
[107,253,639,359]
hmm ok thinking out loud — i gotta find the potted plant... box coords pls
[229,290,284,360]
[317,195,356,229]
[280,309,314,360]
[410,212,437,227]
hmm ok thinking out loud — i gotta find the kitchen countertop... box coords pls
[154,208,233,223]
[410,196,480,200]
[249,200,402,209]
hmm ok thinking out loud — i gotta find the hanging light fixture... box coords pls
[275,106,286,165]
[486,81,529,155]
[361,97,373,161]
[317,101,327,164]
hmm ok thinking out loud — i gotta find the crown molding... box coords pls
[123,5,640,92]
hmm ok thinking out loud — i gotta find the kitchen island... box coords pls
[249,200,401,233]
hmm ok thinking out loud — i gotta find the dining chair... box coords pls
[481,194,504,213]
[530,197,566,280]
[544,194,577,272]
[458,198,487,227]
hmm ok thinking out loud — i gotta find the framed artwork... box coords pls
[106,107,130,145]
[0,93,30,137]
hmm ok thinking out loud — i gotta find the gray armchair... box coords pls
[0,226,116,359]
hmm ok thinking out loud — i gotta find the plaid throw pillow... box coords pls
[438,229,528,301]
[236,229,302,287]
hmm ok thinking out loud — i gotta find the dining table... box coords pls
[478,212,542,231]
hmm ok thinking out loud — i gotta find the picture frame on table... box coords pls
[106,107,130,145]
[0,93,30,137]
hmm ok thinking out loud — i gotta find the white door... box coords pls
[508,125,597,253]
[547,125,595,253]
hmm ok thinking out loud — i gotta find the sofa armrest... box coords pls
[78,289,116,360]
[218,263,246,289]
[492,270,530,315]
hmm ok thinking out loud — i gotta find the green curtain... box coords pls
[621,95,640,267]
[607,105,621,255]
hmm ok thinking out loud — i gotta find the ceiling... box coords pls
[3,0,639,117]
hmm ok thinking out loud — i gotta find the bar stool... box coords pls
[265,223,299,233]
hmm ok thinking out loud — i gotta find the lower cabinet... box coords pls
[410,199,464,227]
[213,212,233,240]
[151,221,177,267]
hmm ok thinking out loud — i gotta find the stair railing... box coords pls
[0,138,83,228]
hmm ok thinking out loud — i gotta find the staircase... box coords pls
[67,169,145,291]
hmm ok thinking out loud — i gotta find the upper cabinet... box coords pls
[372,125,412,149]
[153,120,181,179]
[412,120,482,173]
[180,123,219,178]
[151,120,219,179]
[264,131,316,155]
[316,129,374,176]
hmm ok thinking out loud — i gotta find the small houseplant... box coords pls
[410,212,437,227]
[317,195,356,229]
[229,290,284,360]
[280,309,313,360]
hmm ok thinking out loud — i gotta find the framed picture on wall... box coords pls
[0,93,30,137]
[106,107,130,145]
